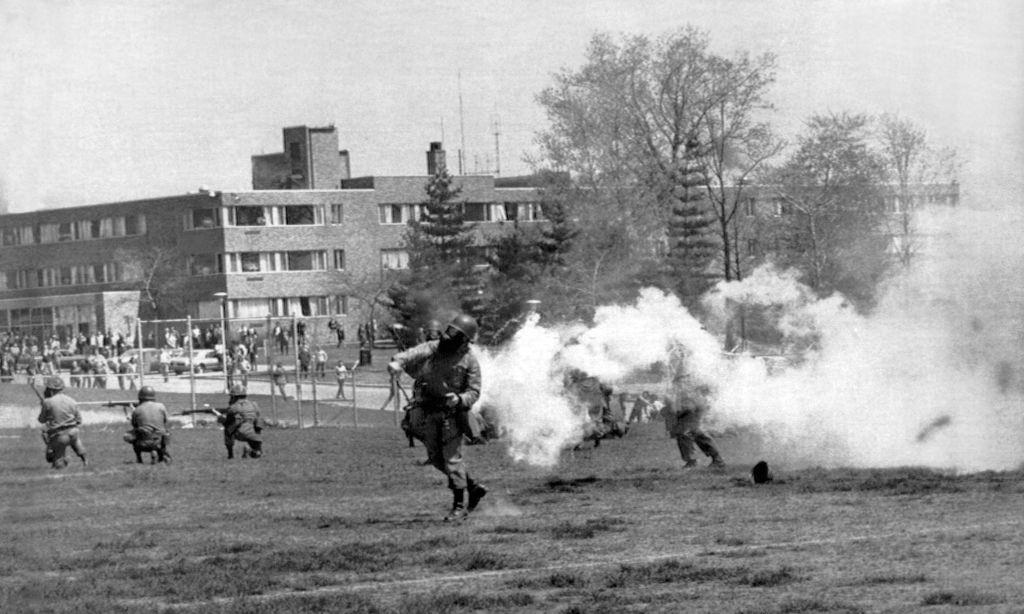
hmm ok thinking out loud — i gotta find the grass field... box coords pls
[3,398,1023,613]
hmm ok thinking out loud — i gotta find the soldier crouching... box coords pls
[37,376,87,469]
[218,384,263,459]
[124,386,171,464]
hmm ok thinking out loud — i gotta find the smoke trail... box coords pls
[479,204,1022,473]
[703,205,1024,472]
[476,289,727,467]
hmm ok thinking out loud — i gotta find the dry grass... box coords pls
[1,404,1023,613]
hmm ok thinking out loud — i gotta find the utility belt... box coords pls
[47,423,77,436]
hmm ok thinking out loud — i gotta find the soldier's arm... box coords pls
[389,341,434,375]
[453,355,482,410]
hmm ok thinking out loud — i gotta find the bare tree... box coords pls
[535,27,780,302]
[768,112,889,305]
[701,49,783,281]
[114,237,189,317]
[877,113,959,266]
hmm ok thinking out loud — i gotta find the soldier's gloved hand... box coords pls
[444,393,460,409]
[387,361,402,376]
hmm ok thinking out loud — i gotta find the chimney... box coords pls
[427,142,446,176]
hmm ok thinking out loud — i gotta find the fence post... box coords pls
[351,368,358,428]
[186,315,196,418]
[311,365,319,427]
[136,318,145,390]
[292,314,302,428]
[392,373,401,426]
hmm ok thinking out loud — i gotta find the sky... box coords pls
[1,0,1022,213]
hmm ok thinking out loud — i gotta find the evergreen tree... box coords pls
[665,139,718,307]
[386,169,481,328]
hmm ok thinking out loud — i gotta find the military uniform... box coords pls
[129,400,171,463]
[390,314,488,520]
[220,396,263,459]
[661,388,724,468]
[38,385,87,469]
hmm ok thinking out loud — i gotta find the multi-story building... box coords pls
[0,126,546,342]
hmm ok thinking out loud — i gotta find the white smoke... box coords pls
[476,289,727,467]
[478,204,1023,473]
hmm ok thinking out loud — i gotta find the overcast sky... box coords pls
[1,0,1021,213]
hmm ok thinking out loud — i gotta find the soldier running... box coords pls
[388,314,488,521]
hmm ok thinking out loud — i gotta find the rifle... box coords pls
[175,404,225,418]
[29,381,45,403]
[78,400,137,419]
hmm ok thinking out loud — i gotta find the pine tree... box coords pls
[387,169,481,327]
[665,139,718,307]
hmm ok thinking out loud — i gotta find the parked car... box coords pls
[169,349,222,375]
[118,348,175,374]
[54,350,90,370]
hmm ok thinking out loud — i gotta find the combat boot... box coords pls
[682,460,698,469]
[709,457,726,470]
[445,489,467,522]
[467,483,488,512]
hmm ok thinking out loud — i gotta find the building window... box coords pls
[190,254,219,276]
[381,249,409,271]
[58,222,74,241]
[463,202,490,222]
[39,224,59,243]
[285,251,326,271]
[379,204,403,224]
[240,252,261,272]
[2,227,20,246]
[188,208,221,229]
[518,202,544,221]
[333,249,345,270]
[232,205,267,226]
[330,204,344,224]
[283,204,319,225]
[124,214,145,235]
[333,295,348,315]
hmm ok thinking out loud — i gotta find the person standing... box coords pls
[388,314,487,521]
[271,362,289,399]
[314,347,328,380]
[661,384,725,469]
[126,386,171,464]
[218,384,263,459]
[37,376,87,469]
[334,360,349,399]
[298,344,311,380]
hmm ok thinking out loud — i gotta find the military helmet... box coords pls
[44,376,65,391]
[426,319,443,334]
[138,386,157,401]
[447,314,478,341]
[229,383,247,397]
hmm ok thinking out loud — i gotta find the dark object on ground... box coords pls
[752,460,774,484]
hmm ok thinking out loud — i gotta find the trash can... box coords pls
[358,347,372,366]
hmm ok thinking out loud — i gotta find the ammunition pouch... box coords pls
[401,403,428,442]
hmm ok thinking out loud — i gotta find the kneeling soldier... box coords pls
[219,384,263,459]
[126,386,171,464]
[37,376,87,469]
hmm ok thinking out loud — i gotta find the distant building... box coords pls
[0,127,547,342]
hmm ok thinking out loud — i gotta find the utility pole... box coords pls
[458,70,466,176]
[492,114,501,176]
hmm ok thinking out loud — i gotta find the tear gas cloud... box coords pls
[479,201,1023,472]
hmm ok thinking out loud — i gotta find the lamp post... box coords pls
[213,292,229,393]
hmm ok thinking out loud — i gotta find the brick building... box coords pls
[0,126,546,342]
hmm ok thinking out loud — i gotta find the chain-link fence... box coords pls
[3,313,405,429]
